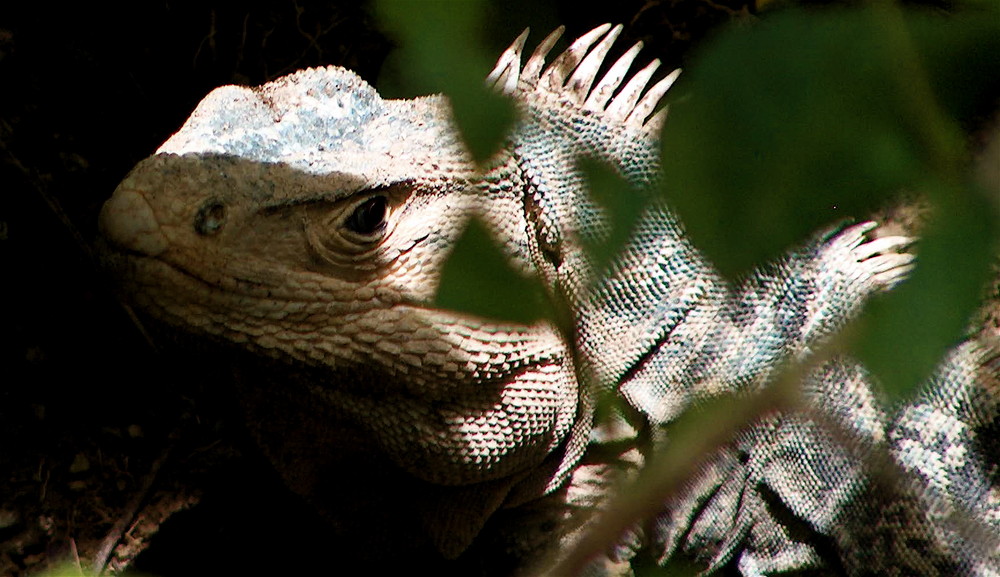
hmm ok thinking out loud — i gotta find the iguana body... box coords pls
[98,24,1000,575]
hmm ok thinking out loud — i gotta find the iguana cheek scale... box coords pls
[99,23,1000,576]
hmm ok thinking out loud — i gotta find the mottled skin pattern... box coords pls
[99,25,999,575]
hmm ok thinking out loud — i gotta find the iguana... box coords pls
[97,23,1000,576]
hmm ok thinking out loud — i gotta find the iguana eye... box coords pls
[344,195,388,236]
[195,201,226,236]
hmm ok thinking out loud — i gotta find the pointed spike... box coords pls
[626,68,681,126]
[583,41,643,112]
[485,55,506,88]
[565,25,623,104]
[605,58,661,121]
[644,106,669,133]
[486,62,510,93]
[490,65,518,95]
[522,26,565,86]
[487,28,530,93]
[540,23,613,94]
[502,62,520,95]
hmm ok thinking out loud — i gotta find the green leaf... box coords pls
[433,218,551,325]
[578,158,649,277]
[852,184,999,400]
[376,0,515,164]
[660,6,999,278]
[909,14,1000,127]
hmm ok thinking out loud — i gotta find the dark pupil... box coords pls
[346,196,388,236]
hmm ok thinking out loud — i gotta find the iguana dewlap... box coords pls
[99,24,1000,576]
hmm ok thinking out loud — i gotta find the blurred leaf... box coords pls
[433,217,552,325]
[579,157,649,277]
[909,14,1000,126]
[852,184,999,400]
[376,0,515,164]
[660,6,999,278]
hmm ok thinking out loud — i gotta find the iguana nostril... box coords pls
[98,187,168,256]
[194,201,227,236]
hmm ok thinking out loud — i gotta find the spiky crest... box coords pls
[486,24,680,133]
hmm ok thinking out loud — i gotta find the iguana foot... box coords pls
[848,221,915,291]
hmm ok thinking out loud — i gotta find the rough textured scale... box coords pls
[98,24,1000,576]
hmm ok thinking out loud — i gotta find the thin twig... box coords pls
[90,440,174,576]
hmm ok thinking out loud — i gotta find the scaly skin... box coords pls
[99,24,998,576]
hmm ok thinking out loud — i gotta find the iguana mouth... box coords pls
[99,234,285,305]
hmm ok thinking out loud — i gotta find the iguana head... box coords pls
[99,61,582,486]
[98,24,672,557]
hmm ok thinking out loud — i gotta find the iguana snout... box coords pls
[98,185,168,257]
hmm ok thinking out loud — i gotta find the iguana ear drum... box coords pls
[525,187,564,269]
